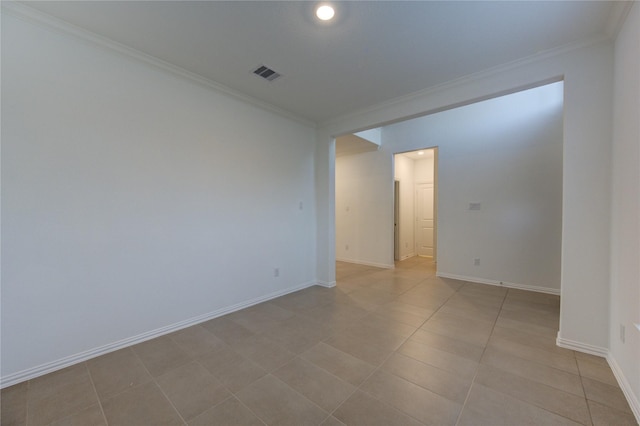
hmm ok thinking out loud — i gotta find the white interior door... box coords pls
[416,183,434,257]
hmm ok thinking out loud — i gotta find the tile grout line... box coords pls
[239,370,332,426]
[576,357,597,426]
[455,289,594,426]
[204,393,268,426]
[453,285,509,426]
[152,380,187,425]
[487,334,580,375]
[286,352,361,418]
[371,267,467,424]
[275,266,435,425]
[210,339,289,426]
[85,362,109,426]
[194,345,269,426]
[230,394,269,426]
[24,379,30,426]
[324,268,459,426]
[272,354,347,426]
[130,347,188,426]
[324,342,428,426]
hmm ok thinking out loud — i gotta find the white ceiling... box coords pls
[398,148,435,162]
[23,1,623,124]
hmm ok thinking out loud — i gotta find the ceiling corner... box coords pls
[604,1,635,39]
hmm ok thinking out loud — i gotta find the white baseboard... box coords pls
[336,257,395,269]
[316,280,336,288]
[435,272,560,295]
[0,280,316,388]
[607,354,640,424]
[556,335,640,424]
[400,253,416,261]
[555,334,609,357]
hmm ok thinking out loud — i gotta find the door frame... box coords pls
[433,147,438,263]
[394,180,400,261]
[392,147,439,264]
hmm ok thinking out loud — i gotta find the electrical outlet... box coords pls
[345,244,349,251]
[405,242,408,248]
[620,324,626,343]
[474,258,480,266]
[274,268,280,278]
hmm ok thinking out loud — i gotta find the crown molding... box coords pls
[1,1,316,129]
[320,33,611,130]
[605,1,635,40]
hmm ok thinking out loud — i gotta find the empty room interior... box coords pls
[1,1,639,425]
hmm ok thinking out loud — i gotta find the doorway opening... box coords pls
[393,147,438,263]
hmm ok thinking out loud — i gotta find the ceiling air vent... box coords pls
[252,65,282,82]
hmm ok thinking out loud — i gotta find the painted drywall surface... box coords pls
[354,128,381,146]
[414,156,435,184]
[609,2,640,415]
[393,155,415,260]
[388,82,563,290]
[318,40,614,351]
[315,127,335,286]
[558,45,613,351]
[1,14,316,379]
[337,83,563,285]
[335,152,394,268]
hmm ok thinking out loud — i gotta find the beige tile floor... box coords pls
[2,257,637,426]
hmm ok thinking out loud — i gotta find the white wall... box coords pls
[609,2,640,418]
[335,152,394,268]
[338,83,563,292]
[336,148,438,266]
[318,39,613,353]
[1,12,317,383]
[414,156,435,184]
[393,155,415,260]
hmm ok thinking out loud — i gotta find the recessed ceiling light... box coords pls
[316,4,335,21]
[418,151,424,155]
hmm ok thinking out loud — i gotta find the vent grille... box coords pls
[253,65,282,82]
